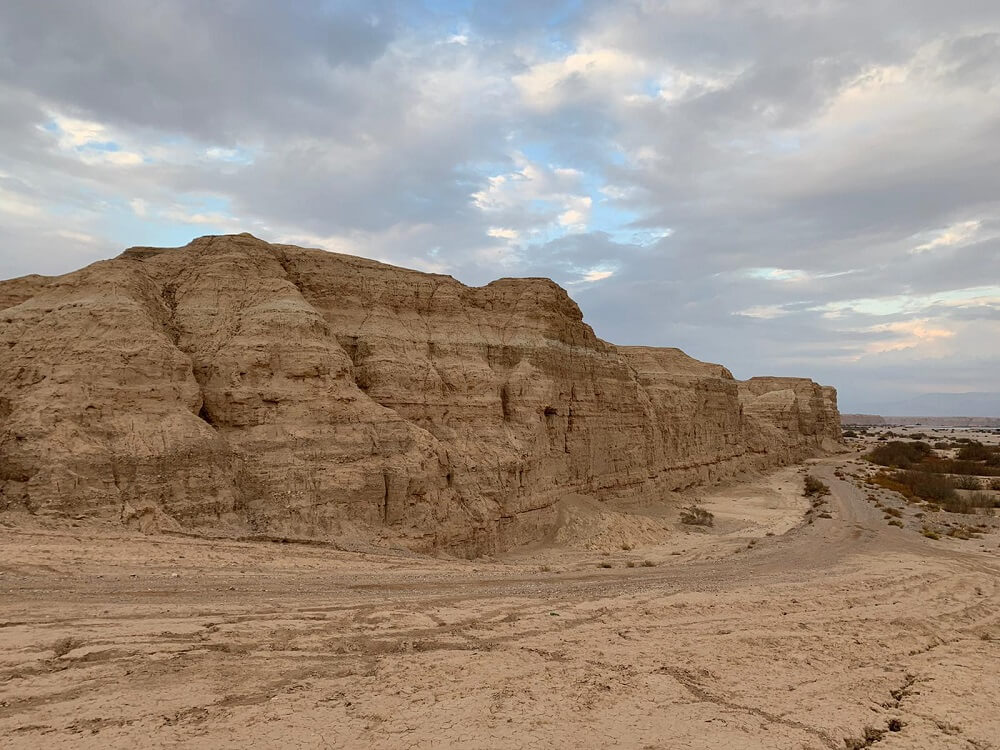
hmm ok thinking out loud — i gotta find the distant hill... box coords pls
[841,414,1000,428]
[844,392,1000,419]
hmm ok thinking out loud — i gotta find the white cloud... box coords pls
[0,187,42,217]
[53,229,98,244]
[472,155,593,239]
[912,219,981,253]
[557,196,592,232]
[735,304,790,319]
[862,318,955,355]
[514,48,644,110]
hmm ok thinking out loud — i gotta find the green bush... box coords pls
[957,442,992,461]
[866,441,934,468]
[893,470,957,502]
[954,475,981,490]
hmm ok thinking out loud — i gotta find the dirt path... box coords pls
[1,457,998,748]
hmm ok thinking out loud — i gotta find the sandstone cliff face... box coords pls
[0,234,841,555]
[738,377,843,453]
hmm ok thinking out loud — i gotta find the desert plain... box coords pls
[2,434,999,749]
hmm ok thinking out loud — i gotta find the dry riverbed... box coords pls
[1,456,998,749]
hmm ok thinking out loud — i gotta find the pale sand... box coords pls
[1,455,998,749]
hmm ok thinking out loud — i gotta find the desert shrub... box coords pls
[680,506,714,526]
[894,470,957,502]
[969,491,998,508]
[642,560,657,567]
[920,458,1000,477]
[946,526,976,539]
[803,475,830,497]
[888,519,904,528]
[954,475,981,490]
[991,478,1000,491]
[843,430,858,438]
[936,492,996,514]
[934,441,950,449]
[866,441,934,468]
[921,526,940,540]
[872,472,915,498]
[957,442,991,461]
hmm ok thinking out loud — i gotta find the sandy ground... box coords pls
[2,457,999,749]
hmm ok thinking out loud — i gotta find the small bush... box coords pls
[642,560,657,567]
[921,526,940,540]
[867,441,934,468]
[946,526,977,540]
[888,519,904,528]
[680,506,714,526]
[938,491,996,514]
[957,442,992,461]
[895,470,957,502]
[969,491,997,508]
[803,475,830,497]
[990,478,1000,491]
[954,475,981,490]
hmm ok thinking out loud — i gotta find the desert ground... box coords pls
[2,449,998,749]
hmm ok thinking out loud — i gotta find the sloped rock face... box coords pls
[738,377,843,453]
[0,234,841,555]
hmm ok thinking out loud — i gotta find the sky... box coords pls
[1,0,998,412]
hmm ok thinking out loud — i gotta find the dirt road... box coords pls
[1,458,998,748]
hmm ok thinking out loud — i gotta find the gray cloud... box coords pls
[0,0,998,411]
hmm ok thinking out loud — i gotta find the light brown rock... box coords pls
[0,234,842,554]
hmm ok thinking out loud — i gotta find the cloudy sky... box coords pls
[1,0,998,412]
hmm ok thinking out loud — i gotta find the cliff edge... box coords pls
[0,234,841,554]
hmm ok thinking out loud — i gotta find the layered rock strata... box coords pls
[0,234,841,554]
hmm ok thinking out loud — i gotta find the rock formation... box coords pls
[0,234,841,555]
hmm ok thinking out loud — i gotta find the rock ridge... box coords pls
[0,234,842,555]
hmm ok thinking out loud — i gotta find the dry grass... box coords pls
[803,475,830,497]
[680,506,714,527]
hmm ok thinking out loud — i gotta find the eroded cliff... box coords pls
[0,234,841,554]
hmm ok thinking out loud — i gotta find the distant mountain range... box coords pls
[842,392,1000,419]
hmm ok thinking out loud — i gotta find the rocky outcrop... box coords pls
[0,234,842,555]
[739,377,843,452]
